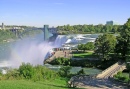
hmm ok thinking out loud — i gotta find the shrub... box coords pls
[18,63,34,79]
[0,63,60,82]
[51,57,70,65]
[58,66,72,78]
[114,71,129,82]
[32,65,58,82]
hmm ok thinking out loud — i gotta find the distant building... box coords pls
[2,23,4,29]
[0,23,5,30]
[0,23,25,31]
[106,21,114,25]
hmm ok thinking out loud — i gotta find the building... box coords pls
[0,23,5,30]
[106,21,114,25]
[2,23,4,29]
[0,23,25,30]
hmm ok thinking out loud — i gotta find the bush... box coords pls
[58,66,72,78]
[6,69,20,80]
[0,63,59,81]
[18,63,34,79]
[70,59,101,67]
[51,57,70,65]
[32,65,57,81]
[114,71,129,82]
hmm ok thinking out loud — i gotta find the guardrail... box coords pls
[97,62,126,79]
[110,63,126,77]
[96,62,118,78]
[103,64,121,78]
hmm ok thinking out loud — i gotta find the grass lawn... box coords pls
[122,73,129,77]
[72,51,97,58]
[0,79,84,89]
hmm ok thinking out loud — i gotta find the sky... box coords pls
[0,0,130,27]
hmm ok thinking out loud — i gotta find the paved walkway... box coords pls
[45,50,72,63]
[70,76,127,89]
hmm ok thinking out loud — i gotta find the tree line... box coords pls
[0,30,16,42]
[57,24,122,34]
[0,29,42,42]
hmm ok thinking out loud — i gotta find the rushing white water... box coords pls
[0,34,98,69]
[54,35,68,47]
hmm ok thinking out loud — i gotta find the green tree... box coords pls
[58,66,72,77]
[112,25,118,33]
[57,24,121,34]
[78,42,94,52]
[85,42,94,50]
[95,34,116,61]
[121,18,130,82]
[77,44,84,51]
[115,18,130,61]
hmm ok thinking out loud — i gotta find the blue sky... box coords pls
[0,0,130,27]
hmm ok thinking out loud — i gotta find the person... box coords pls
[76,49,78,52]
[65,51,66,57]
[63,48,64,52]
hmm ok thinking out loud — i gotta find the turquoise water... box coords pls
[44,64,102,75]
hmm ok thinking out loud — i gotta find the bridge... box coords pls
[37,25,58,41]
[96,61,126,79]
[7,25,58,41]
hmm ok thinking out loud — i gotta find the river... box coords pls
[0,34,101,74]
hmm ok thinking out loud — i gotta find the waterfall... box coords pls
[0,34,99,69]
[54,35,67,47]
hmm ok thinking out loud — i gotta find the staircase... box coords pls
[96,62,126,79]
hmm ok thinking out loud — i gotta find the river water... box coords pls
[44,64,102,75]
[0,34,101,74]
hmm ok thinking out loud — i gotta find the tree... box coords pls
[58,66,71,77]
[95,34,116,61]
[85,42,94,50]
[112,25,118,33]
[57,24,121,34]
[112,18,130,83]
[115,18,130,61]
[124,18,130,84]
[77,44,84,51]
[78,42,94,52]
